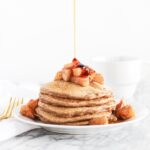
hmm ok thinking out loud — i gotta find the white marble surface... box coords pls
[0,80,150,150]
[0,118,150,150]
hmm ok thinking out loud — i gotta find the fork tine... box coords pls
[6,98,16,118]
[20,98,24,104]
[16,98,23,106]
[16,98,20,106]
[0,97,12,119]
[9,98,22,118]
[14,98,19,108]
[0,97,25,120]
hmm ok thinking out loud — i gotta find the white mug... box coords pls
[91,56,150,99]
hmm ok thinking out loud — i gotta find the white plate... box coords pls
[14,103,149,135]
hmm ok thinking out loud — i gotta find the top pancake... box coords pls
[40,80,112,100]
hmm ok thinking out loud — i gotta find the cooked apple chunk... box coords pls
[71,76,89,87]
[64,63,74,69]
[54,71,62,80]
[20,99,38,119]
[53,58,105,86]
[93,73,104,84]
[62,69,72,81]
[89,116,108,125]
[116,105,135,120]
[72,68,82,77]
[89,72,96,81]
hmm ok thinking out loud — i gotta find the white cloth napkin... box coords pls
[0,80,41,142]
[0,119,40,142]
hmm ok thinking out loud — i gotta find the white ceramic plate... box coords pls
[14,103,149,134]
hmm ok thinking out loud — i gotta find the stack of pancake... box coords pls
[36,80,116,125]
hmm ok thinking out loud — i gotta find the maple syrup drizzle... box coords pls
[72,0,96,78]
[73,0,76,58]
[72,58,95,77]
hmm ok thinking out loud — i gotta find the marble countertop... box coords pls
[0,116,150,150]
[1,81,150,150]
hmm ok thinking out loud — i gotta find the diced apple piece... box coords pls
[116,99,126,111]
[89,116,108,125]
[90,82,104,90]
[93,73,104,84]
[71,76,89,86]
[109,114,118,123]
[89,72,96,81]
[64,63,74,69]
[62,69,72,81]
[72,68,82,77]
[54,71,62,80]
[116,105,135,120]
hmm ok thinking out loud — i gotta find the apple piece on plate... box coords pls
[62,69,72,81]
[116,104,135,120]
[54,71,62,80]
[72,68,82,77]
[93,73,104,84]
[89,116,108,125]
[71,76,89,86]
[116,99,126,111]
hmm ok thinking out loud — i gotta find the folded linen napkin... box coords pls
[0,80,40,142]
[0,118,40,142]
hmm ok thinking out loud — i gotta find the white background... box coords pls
[0,0,150,83]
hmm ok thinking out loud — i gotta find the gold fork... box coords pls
[0,97,24,120]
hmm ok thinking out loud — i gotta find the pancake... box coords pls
[40,80,112,100]
[36,107,111,124]
[39,94,115,107]
[64,121,89,126]
[38,116,89,125]
[37,101,115,117]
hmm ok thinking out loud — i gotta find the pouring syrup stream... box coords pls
[73,0,76,58]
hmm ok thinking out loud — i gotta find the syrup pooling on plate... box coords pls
[55,58,104,86]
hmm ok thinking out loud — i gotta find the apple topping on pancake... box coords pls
[54,58,104,86]
[20,58,135,126]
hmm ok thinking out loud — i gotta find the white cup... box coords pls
[91,56,150,99]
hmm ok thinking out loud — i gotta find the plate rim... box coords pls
[14,104,150,129]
